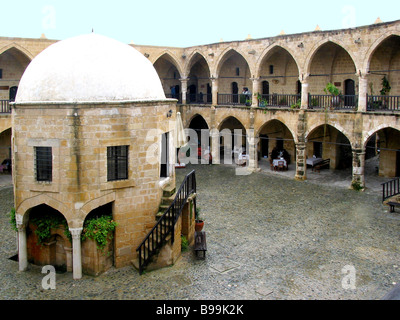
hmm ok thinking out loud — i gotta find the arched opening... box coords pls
[219,117,246,164]
[367,35,400,110]
[0,128,11,173]
[26,204,71,273]
[153,53,182,101]
[258,46,300,107]
[217,50,251,105]
[187,53,211,104]
[81,202,115,276]
[0,47,31,101]
[365,128,400,178]
[189,115,210,162]
[258,120,295,173]
[308,42,356,109]
[306,125,353,184]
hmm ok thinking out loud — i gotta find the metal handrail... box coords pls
[382,177,400,202]
[136,170,196,274]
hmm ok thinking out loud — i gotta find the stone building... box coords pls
[11,33,187,278]
[1,18,400,276]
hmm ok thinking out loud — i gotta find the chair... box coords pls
[278,161,285,171]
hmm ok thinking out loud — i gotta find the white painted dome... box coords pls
[16,33,166,103]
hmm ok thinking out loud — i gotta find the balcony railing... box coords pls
[258,94,300,108]
[186,93,212,104]
[0,100,11,113]
[367,95,400,112]
[165,93,182,104]
[308,94,357,110]
[217,94,252,106]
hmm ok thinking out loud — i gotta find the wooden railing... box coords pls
[0,100,11,113]
[258,94,300,108]
[217,93,251,106]
[367,95,400,111]
[308,94,357,110]
[382,177,400,202]
[136,170,196,274]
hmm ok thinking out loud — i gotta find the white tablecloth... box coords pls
[273,159,287,167]
[306,158,323,166]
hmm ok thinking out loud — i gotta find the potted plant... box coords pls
[380,76,391,109]
[195,207,204,232]
[324,82,341,108]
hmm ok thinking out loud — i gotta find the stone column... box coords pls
[16,215,28,272]
[251,77,261,107]
[295,110,307,180]
[300,74,309,110]
[358,72,369,112]
[210,128,220,164]
[70,227,83,280]
[211,77,219,106]
[295,142,307,181]
[246,128,259,172]
[180,78,189,105]
[352,149,365,189]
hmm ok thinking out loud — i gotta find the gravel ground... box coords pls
[0,164,399,300]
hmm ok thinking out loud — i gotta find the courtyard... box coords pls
[0,163,399,300]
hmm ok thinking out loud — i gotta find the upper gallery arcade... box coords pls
[1,18,400,189]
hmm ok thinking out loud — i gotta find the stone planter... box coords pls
[81,237,113,276]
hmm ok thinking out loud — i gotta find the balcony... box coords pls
[367,95,400,112]
[308,94,358,111]
[257,94,301,108]
[0,100,11,114]
[217,94,252,106]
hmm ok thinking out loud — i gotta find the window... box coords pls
[236,68,240,76]
[107,146,129,181]
[160,133,169,178]
[269,65,274,74]
[35,147,52,182]
[0,69,2,79]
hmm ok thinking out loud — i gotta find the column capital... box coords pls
[300,73,310,83]
[69,227,83,240]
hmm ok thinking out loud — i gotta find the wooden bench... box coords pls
[387,202,400,213]
[194,231,207,258]
[312,159,330,173]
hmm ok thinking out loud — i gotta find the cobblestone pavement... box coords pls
[0,164,400,300]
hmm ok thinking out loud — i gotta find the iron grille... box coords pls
[107,145,129,181]
[35,147,52,182]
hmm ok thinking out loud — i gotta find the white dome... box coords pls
[16,33,166,103]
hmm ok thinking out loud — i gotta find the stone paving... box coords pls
[0,163,400,300]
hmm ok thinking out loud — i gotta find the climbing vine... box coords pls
[81,215,117,253]
[30,213,71,245]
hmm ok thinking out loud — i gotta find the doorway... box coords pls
[344,79,355,107]
[232,82,238,103]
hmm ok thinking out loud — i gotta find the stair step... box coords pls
[163,185,176,198]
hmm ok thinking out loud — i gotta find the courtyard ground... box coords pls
[0,162,399,300]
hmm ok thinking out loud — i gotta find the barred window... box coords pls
[107,146,129,181]
[35,147,52,182]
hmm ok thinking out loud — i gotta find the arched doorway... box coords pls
[27,204,71,273]
[82,202,115,276]
[258,119,295,172]
[219,117,246,164]
[365,127,400,178]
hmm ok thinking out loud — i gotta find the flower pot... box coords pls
[195,220,204,232]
